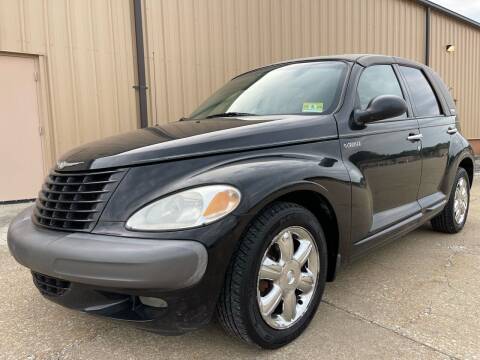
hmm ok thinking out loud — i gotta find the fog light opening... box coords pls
[139,296,168,308]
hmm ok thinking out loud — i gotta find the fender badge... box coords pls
[343,141,361,149]
[56,161,84,170]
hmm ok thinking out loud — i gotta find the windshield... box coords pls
[189,61,348,119]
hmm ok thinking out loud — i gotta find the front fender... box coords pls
[186,152,352,274]
[173,151,352,266]
[99,141,351,256]
[186,154,350,216]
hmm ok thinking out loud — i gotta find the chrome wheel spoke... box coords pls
[453,176,469,225]
[259,257,282,281]
[277,231,294,261]
[257,226,320,329]
[260,284,283,317]
[298,270,315,293]
[282,291,297,322]
[294,240,312,266]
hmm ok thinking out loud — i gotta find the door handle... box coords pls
[447,127,458,135]
[407,133,423,141]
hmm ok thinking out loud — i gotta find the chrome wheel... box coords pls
[256,226,319,329]
[454,176,469,225]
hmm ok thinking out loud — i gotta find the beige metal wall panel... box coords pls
[2,0,477,160]
[143,0,426,125]
[0,0,138,164]
[430,10,480,140]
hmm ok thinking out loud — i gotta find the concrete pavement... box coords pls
[1,180,479,359]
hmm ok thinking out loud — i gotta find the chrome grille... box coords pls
[33,168,125,232]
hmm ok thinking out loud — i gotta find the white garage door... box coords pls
[0,55,44,202]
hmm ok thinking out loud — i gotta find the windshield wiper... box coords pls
[205,112,257,119]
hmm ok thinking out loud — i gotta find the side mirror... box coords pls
[353,95,407,126]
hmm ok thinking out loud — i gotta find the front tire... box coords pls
[431,167,470,233]
[217,202,327,348]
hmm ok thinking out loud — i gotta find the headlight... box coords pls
[126,185,241,231]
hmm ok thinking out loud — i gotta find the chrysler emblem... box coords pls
[56,161,84,169]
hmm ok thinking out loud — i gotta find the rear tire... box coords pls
[217,202,327,349]
[431,167,470,234]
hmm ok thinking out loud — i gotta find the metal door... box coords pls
[0,55,44,201]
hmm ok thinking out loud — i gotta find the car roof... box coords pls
[274,54,426,67]
[236,54,427,78]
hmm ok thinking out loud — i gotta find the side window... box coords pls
[399,66,441,117]
[356,65,405,118]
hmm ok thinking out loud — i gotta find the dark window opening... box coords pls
[399,66,442,117]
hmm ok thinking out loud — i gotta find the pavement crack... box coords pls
[321,299,461,360]
[401,300,433,328]
[442,245,466,295]
[35,322,120,360]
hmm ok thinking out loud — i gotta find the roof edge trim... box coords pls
[417,0,480,30]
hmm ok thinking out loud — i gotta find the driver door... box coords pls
[340,64,422,253]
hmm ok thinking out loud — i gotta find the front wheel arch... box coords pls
[243,184,340,282]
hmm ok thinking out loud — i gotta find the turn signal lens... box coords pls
[203,190,240,219]
[126,185,241,231]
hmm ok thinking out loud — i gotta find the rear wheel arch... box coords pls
[432,167,470,233]
[458,156,474,187]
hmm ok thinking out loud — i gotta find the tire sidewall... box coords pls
[240,204,328,349]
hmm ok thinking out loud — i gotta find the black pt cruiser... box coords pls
[8,54,475,348]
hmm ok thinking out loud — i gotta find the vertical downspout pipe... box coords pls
[133,0,148,128]
[425,6,431,66]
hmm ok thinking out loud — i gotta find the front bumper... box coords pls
[7,206,214,334]
[8,207,207,290]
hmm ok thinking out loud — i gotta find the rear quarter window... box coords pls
[432,70,457,114]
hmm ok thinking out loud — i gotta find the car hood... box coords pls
[56,115,338,171]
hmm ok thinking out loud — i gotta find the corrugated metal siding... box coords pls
[430,10,480,140]
[0,0,138,163]
[143,0,426,125]
[1,0,479,161]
